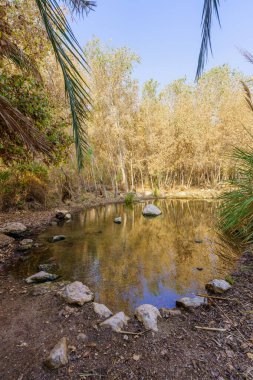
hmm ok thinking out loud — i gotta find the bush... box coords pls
[125,192,135,205]
[219,147,253,243]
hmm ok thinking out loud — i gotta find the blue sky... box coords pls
[69,0,253,86]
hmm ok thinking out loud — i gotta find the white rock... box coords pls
[135,304,161,332]
[142,204,161,216]
[55,210,69,219]
[100,312,129,332]
[20,238,33,246]
[114,217,122,224]
[60,281,94,306]
[160,308,182,317]
[205,279,231,294]
[176,296,206,309]
[65,213,72,220]
[25,271,59,284]
[0,222,27,236]
[93,302,113,319]
[45,337,68,369]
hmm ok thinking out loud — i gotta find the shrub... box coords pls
[125,192,135,205]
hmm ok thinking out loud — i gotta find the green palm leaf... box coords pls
[196,0,221,79]
[35,0,95,169]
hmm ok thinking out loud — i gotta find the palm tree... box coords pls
[1,0,96,169]
[1,0,219,169]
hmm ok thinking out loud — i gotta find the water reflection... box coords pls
[13,200,238,313]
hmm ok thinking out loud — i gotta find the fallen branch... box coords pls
[195,326,226,332]
[197,293,237,302]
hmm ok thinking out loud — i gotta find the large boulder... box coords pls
[60,281,94,306]
[25,271,59,284]
[135,304,161,331]
[142,204,161,217]
[0,222,27,237]
[93,303,113,319]
[100,312,129,332]
[0,233,14,248]
[205,279,231,294]
[176,296,206,309]
[45,337,68,369]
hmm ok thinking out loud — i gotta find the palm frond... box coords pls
[35,0,92,169]
[241,80,253,112]
[0,95,52,156]
[0,36,42,82]
[196,0,221,80]
[62,0,96,15]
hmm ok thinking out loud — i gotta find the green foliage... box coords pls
[0,72,71,165]
[125,192,135,205]
[219,147,253,244]
[153,188,159,198]
[225,274,235,285]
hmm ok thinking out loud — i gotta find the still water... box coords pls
[14,200,238,313]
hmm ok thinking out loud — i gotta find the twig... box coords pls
[195,326,226,332]
[117,329,150,335]
[197,293,238,301]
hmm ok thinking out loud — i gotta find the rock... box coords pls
[195,239,203,243]
[205,279,231,294]
[38,263,59,272]
[17,239,34,251]
[93,302,113,319]
[50,235,66,243]
[114,217,122,224]
[123,335,129,341]
[25,271,59,284]
[55,210,69,220]
[196,267,203,271]
[77,333,88,343]
[100,312,129,332]
[0,233,14,248]
[45,337,68,369]
[135,304,161,332]
[160,308,182,317]
[0,222,27,237]
[176,296,207,309]
[20,238,33,245]
[60,281,94,306]
[142,204,161,217]
[64,213,72,220]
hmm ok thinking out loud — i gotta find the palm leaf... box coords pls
[35,0,93,169]
[0,95,52,156]
[196,0,221,80]
[62,0,96,15]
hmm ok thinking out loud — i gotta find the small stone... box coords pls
[20,238,33,246]
[176,296,207,309]
[77,333,88,343]
[64,213,72,220]
[0,222,27,237]
[247,352,253,360]
[93,302,113,319]
[195,239,203,243]
[132,354,141,361]
[114,217,122,224]
[25,271,59,284]
[142,204,161,216]
[45,337,68,369]
[17,239,33,251]
[135,304,161,332]
[123,335,129,341]
[60,281,94,306]
[50,235,66,243]
[100,312,129,332]
[196,267,203,271]
[160,308,182,318]
[205,279,231,294]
